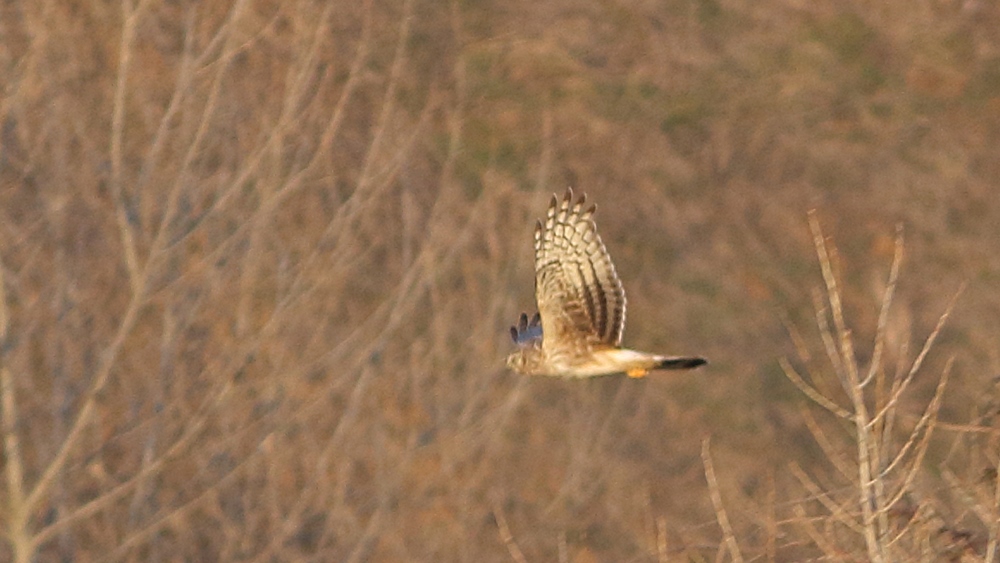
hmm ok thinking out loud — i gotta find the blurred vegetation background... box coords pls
[0,0,999,560]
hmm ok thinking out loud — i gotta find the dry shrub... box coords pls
[766,214,995,562]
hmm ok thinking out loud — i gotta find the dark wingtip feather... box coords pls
[656,357,708,370]
[510,311,544,346]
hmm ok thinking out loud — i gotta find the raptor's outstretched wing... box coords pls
[533,189,626,363]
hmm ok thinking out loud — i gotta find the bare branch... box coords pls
[867,284,964,429]
[493,500,529,563]
[860,225,904,389]
[779,358,851,419]
[702,438,743,563]
[0,254,31,563]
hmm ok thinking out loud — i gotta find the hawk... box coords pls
[506,188,707,378]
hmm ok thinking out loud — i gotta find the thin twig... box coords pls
[986,449,1000,562]
[702,438,744,563]
[881,359,951,515]
[109,0,145,295]
[779,358,851,419]
[493,500,529,563]
[800,406,855,481]
[791,503,843,560]
[656,516,670,563]
[867,284,965,429]
[0,254,30,563]
[813,288,846,388]
[810,212,883,562]
[860,225,904,389]
[788,462,865,535]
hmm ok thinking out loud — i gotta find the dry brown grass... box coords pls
[0,0,998,560]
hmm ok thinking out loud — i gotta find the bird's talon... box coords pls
[627,368,648,378]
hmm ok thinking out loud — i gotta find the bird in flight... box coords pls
[506,188,707,378]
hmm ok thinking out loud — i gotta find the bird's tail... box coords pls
[653,356,708,370]
[599,348,707,378]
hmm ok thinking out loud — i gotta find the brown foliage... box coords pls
[0,0,999,560]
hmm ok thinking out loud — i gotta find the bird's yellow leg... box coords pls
[626,368,648,378]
